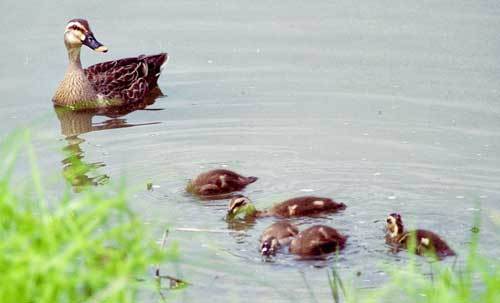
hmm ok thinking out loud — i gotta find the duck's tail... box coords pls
[145,53,169,86]
[246,176,258,184]
[438,247,456,259]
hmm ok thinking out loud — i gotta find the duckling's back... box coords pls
[270,196,346,217]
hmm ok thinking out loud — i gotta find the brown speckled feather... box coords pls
[85,53,168,102]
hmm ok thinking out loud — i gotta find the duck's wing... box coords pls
[85,53,168,102]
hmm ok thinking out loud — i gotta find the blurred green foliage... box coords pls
[0,130,175,302]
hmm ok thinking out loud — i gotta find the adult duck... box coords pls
[53,19,168,109]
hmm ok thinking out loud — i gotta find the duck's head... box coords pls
[64,19,107,52]
[386,213,404,238]
[226,195,256,220]
[260,237,280,256]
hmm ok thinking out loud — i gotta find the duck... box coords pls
[53,18,168,109]
[226,195,346,220]
[289,225,347,257]
[385,213,456,259]
[259,221,299,256]
[186,169,258,199]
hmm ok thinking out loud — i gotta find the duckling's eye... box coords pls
[386,218,392,224]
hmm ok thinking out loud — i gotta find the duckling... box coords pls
[53,19,168,108]
[259,221,299,256]
[186,169,258,198]
[227,195,346,220]
[385,213,456,259]
[289,225,347,256]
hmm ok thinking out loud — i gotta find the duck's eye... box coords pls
[386,218,392,224]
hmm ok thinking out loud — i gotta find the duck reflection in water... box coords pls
[61,136,109,192]
[55,88,164,192]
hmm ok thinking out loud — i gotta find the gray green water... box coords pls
[1,0,499,302]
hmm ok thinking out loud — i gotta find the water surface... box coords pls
[1,0,500,302]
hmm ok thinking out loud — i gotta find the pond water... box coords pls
[1,0,500,302]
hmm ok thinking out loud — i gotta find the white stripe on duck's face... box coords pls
[386,215,399,238]
[229,196,250,212]
[260,237,280,256]
[65,31,84,45]
[65,22,88,34]
[227,196,256,220]
[64,22,88,43]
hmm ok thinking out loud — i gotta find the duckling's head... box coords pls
[226,195,256,220]
[386,213,404,238]
[185,180,195,194]
[64,19,107,52]
[260,237,280,256]
[334,201,347,211]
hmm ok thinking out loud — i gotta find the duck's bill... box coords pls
[83,34,108,52]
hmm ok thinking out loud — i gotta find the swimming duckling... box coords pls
[289,225,347,256]
[260,221,299,256]
[385,213,456,259]
[227,195,346,220]
[186,169,258,199]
